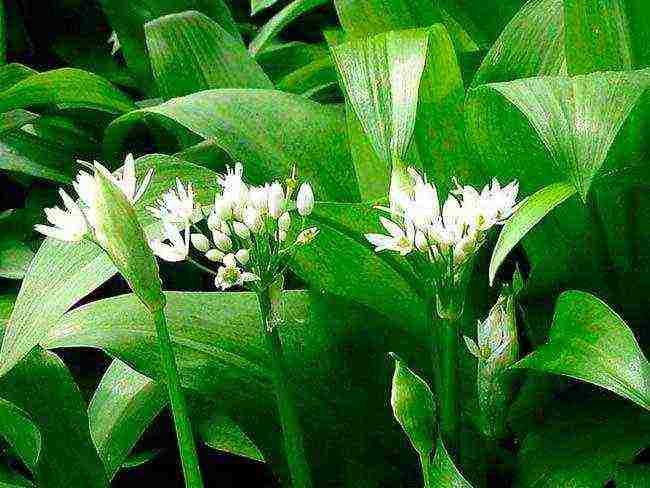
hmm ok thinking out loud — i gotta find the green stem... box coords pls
[420,452,433,488]
[434,312,460,458]
[153,308,204,488]
[257,286,313,488]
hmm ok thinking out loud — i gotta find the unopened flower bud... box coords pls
[207,212,221,231]
[235,249,250,265]
[249,186,269,210]
[296,226,319,245]
[268,182,285,218]
[233,222,250,240]
[205,248,225,262]
[212,230,232,251]
[296,182,314,216]
[213,198,233,220]
[278,230,287,242]
[244,207,263,233]
[222,253,236,267]
[191,233,210,252]
[278,212,291,231]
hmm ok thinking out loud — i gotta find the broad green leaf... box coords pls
[145,10,271,99]
[89,359,166,479]
[564,0,632,75]
[0,68,134,115]
[333,0,481,53]
[0,240,34,280]
[249,0,330,57]
[46,290,427,485]
[489,181,576,284]
[197,411,265,462]
[0,348,108,488]
[99,0,240,93]
[256,41,329,82]
[516,396,650,487]
[515,291,650,411]
[0,398,41,470]
[105,89,359,202]
[0,155,220,377]
[471,0,565,87]
[293,202,425,328]
[276,56,338,98]
[93,169,165,312]
[425,438,473,487]
[390,354,436,457]
[0,64,36,92]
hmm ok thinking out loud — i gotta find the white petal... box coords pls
[379,217,404,239]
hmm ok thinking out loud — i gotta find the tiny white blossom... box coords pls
[205,248,225,262]
[214,256,259,290]
[191,233,210,252]
[149,179,195,224]
[34,189,88,242]
[213,197,233,221]
[149,221,189,262]
[296,182,314,216]
[218,163,248,212]
[243,207,263,234]
[365,217,414,256]
[212,230,232,251]
[207,212,221,231]
[249,185,269,211]
[278,212,291,231]
[267,182,285,218]
[233,221,251,240]
[235,249,250,265]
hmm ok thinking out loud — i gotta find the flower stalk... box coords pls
[257,278,313,488]
[153,308,204,488]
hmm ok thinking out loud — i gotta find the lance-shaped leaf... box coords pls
[489,181,576,284]
[471,0,566,87]
[197,411,265,462]
[0,347,108,488]
[0,68,134,115]
[0,155,219,377]
[425,438,473,487]
[0,398,41,471]
[389,353,436,457]
[93,168,165,313]
[515,291,650,411]
[145,10,271,99]
[89,359,167,479]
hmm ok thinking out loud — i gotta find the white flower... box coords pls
[235,249,250,265]
[296,182,314,216]
[149,179,195,224]
[365,217,414,256]
[149,221,189,262]
[205,248,225,262]
[243,207,263,233]
[249,185,269,211]
[207,212,221,231]
[296,226,319,245]
[214,257,259,290]
[482,179,518,223]
[212,230,232,251]
[233,222,250,240]
[191,233,210,252]
[108,31,120,56]
[34,189,89,242]
[278,212,291,231]
[267,182,285,218]
[218,163,248,210]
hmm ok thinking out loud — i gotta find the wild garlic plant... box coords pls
[366,167,519,455]
[149,162,318,488]
[35,154,204,488]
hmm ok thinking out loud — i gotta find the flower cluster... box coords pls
[365,168,518,315]
[35,154,152,242]
[148,163,318,291]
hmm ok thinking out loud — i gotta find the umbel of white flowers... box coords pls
[35,154,153,242]
[148,163,318,291]
[365,167,518,314]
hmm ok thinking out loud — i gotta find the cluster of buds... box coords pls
[464,272,522,439]
[365,167,518,317]
[148,163,318,291]
[35,154,152,243]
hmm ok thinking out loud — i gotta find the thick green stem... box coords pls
[434,312,460,458]
[153,308,204,488]
[420,452,433,488]
[257,286,313,488]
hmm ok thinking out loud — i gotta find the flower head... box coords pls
[148,178,196,225]
[35,189,89,242]
[214,254,259,290]
[149,221,189,262]
[365,217,414,256]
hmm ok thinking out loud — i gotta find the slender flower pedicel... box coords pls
[365,167,519,456]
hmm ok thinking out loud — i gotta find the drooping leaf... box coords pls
[89,359,166,479]
[249,0,330,57]
[489,181,576,284]
[516,396,650,487]
[0,155,220,377]
[515,291,650,411]
[145,10,271,99]
[0,398,41,470]
[0,348,108,488]
[0,68,134,115]
[425,438,473,487]
[471,0,565,87]
[0,240,34,280]
[105,89,359,202]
